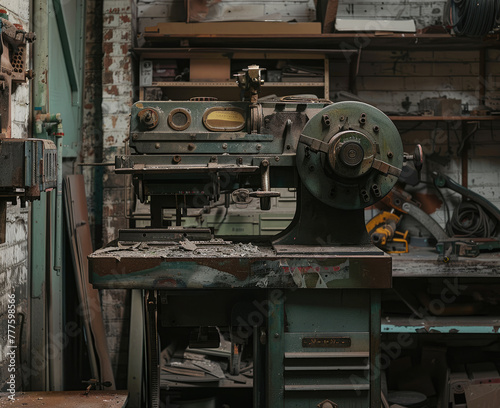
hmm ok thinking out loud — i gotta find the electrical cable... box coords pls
[457,122,478,155]
[445,0,499,37]
[446,200,497,237]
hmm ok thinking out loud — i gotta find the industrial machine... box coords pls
[0,15,57,243]
[89,66,408,408]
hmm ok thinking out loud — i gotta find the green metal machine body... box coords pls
[90,67,405,408]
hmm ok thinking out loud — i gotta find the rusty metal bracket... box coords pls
[0,17,36,138]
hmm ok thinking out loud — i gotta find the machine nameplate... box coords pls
[302,337,351,348]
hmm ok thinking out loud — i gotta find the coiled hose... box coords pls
[444,0,500,37]
[446,200,498,237]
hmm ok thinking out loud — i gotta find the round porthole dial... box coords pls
[167,108,192,131]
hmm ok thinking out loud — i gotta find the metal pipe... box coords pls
[31,0,64,391]
[54,128,63,274]
[31,0,50,392]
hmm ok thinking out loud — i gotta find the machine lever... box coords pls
[298,134,330,154]
[256,159,280,210]
[433,172,500,225]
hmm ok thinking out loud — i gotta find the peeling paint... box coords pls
[119,15,131,23]
[0,1,30,388]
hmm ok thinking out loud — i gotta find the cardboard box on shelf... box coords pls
[190,58,231,82]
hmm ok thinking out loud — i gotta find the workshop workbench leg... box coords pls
[267,293,285,407]
[127,289,144,408]
[370,290,382,408]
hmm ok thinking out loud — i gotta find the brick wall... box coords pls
[102,0,134,246]
[136,0,315,40]
[0,0,31,392]
[83,0,135,389]
[336,0,446,29]
[83,0,104,247]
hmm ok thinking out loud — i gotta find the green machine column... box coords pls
[30,0,50,391]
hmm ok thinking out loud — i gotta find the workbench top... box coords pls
[0,391,128,408]
[392,246,500,278]
[89,240,392,290]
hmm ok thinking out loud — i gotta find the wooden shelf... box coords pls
[142,33,500,51]
[391,246,500,278]
[152,81,325,88]
[140,50,330,99]
[382,316,500,334]
[389,115,500,122]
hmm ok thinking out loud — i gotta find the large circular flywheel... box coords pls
[297,101,404,210]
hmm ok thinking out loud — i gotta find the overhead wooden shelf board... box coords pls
[142,32,500,51]
[145,22,322,36]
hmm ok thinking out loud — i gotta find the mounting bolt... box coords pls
[211,155,217,162]
[256,144,262,150]
[274,332,280,339]
[155,143,160,149]
[222,143,228,150]
[237,157,243,164]
[339,116,345,121]
[132,134,138,141]
[187,143,195,151]
[262,159,269,167]
[318,401,337,408]
[173,155,181,163]
[387,151,393,159]
[274,156,280,162]
[373,125,379,133]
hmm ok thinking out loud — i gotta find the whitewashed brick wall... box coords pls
[336,0,447,29]
[137,0,316,36]
[0,0,31,391]
[100,0,134,388]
